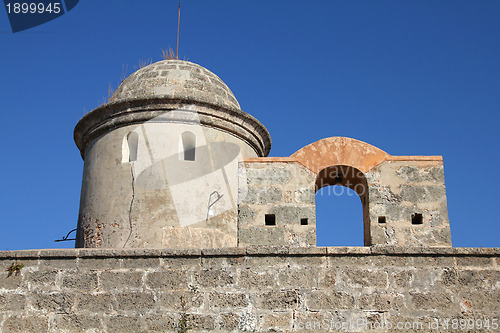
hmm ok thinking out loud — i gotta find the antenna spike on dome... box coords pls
[176,0,181,59]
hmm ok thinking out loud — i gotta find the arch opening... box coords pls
[315,165,371,246]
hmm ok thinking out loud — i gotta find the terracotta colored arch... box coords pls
[291,137,390,174]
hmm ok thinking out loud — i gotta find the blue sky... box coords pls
[1,1,499,250]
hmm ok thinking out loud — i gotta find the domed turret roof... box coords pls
[75,59,271,158]
[110,60,241,110]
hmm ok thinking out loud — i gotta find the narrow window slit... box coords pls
[300,218,308,225]
[411,213,423,225]
[180,131,196,161]
[378,216,386,224]
[122,132,138,163]
[265,214,276,226]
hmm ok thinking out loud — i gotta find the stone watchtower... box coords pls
[74,60,271,248]
[75,59,452,249]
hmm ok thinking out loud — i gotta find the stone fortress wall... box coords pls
[0,247,498,333]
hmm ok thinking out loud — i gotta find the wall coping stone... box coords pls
[0,246,498,259]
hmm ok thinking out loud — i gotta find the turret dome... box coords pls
[110,60,240,111]
[75,59,271,158]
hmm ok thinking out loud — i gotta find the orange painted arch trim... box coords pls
[243,137,443,174]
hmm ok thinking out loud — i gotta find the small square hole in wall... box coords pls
[300,218,308,225]
[265,214,276,226]
[378,216,386,224]
[411,213,423,225]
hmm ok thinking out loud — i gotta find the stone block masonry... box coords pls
[0,247,498,332]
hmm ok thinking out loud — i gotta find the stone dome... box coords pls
[110,60,241,110]
[75,58,271,159]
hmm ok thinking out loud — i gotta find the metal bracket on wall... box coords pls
[54,228,77,242]
[206,191,224,221]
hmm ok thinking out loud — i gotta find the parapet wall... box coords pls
[0,247,498,332]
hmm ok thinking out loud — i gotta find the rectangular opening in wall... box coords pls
[411,213,423,225]
[265,214,276,226]
[300,218,308,225]
[378,216,386,224]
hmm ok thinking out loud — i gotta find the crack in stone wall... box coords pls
[123,165,136,248]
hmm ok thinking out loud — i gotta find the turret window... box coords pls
[180,131,196,161]
[122,131,139,163]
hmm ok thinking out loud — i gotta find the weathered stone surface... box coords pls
[194,268,234,287]
[2,315,48,333]
[246,167,292,185]
[366,160,452,247]
[456,255,494,267]
[159,290,203,311]
[208,291,248,308]
[242,186,282,204]
[293,188,315,204]
[115,292,156,312]
[23,270,58,290]
[305,290,355,310]
[237,205,256,226]
[219,312,240,330]
[238,269,276,289]
[144,314,177,332]
[185,314,216,330]
[53,314,103,332]
[396,165,445,183]
[38,258,77,270]
[399,185,447,203]
[289,247,327,255]
[146,270,187,290]
[78,257,121,270]
[262,312,293,331]
[163,226,238,249]
[121,257,160,269]
[458,290,500,311]
[0,294,26,311]
[391,269,414,289]
[257,290,298,310]
[278,268,319,288]
[106,315,143,332]
[0,271,23,290]
[343,269,388,288]
[242,254,289,268]
[239,227,287,246]
[111,60,240,110]
[288,254,326,267]
[358,292,406,311]
[319,269,337,288]
[32,292,74,314]
[201,255,245,269]
[75,293,114,313]
[161,256,200,270]
[270,205,315,225]
[411,255,455,267]
[0,248,497,332]
[410,292,456,311]
[61,272,98,291]
[100,271,143,290]
[328,254,373,267]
